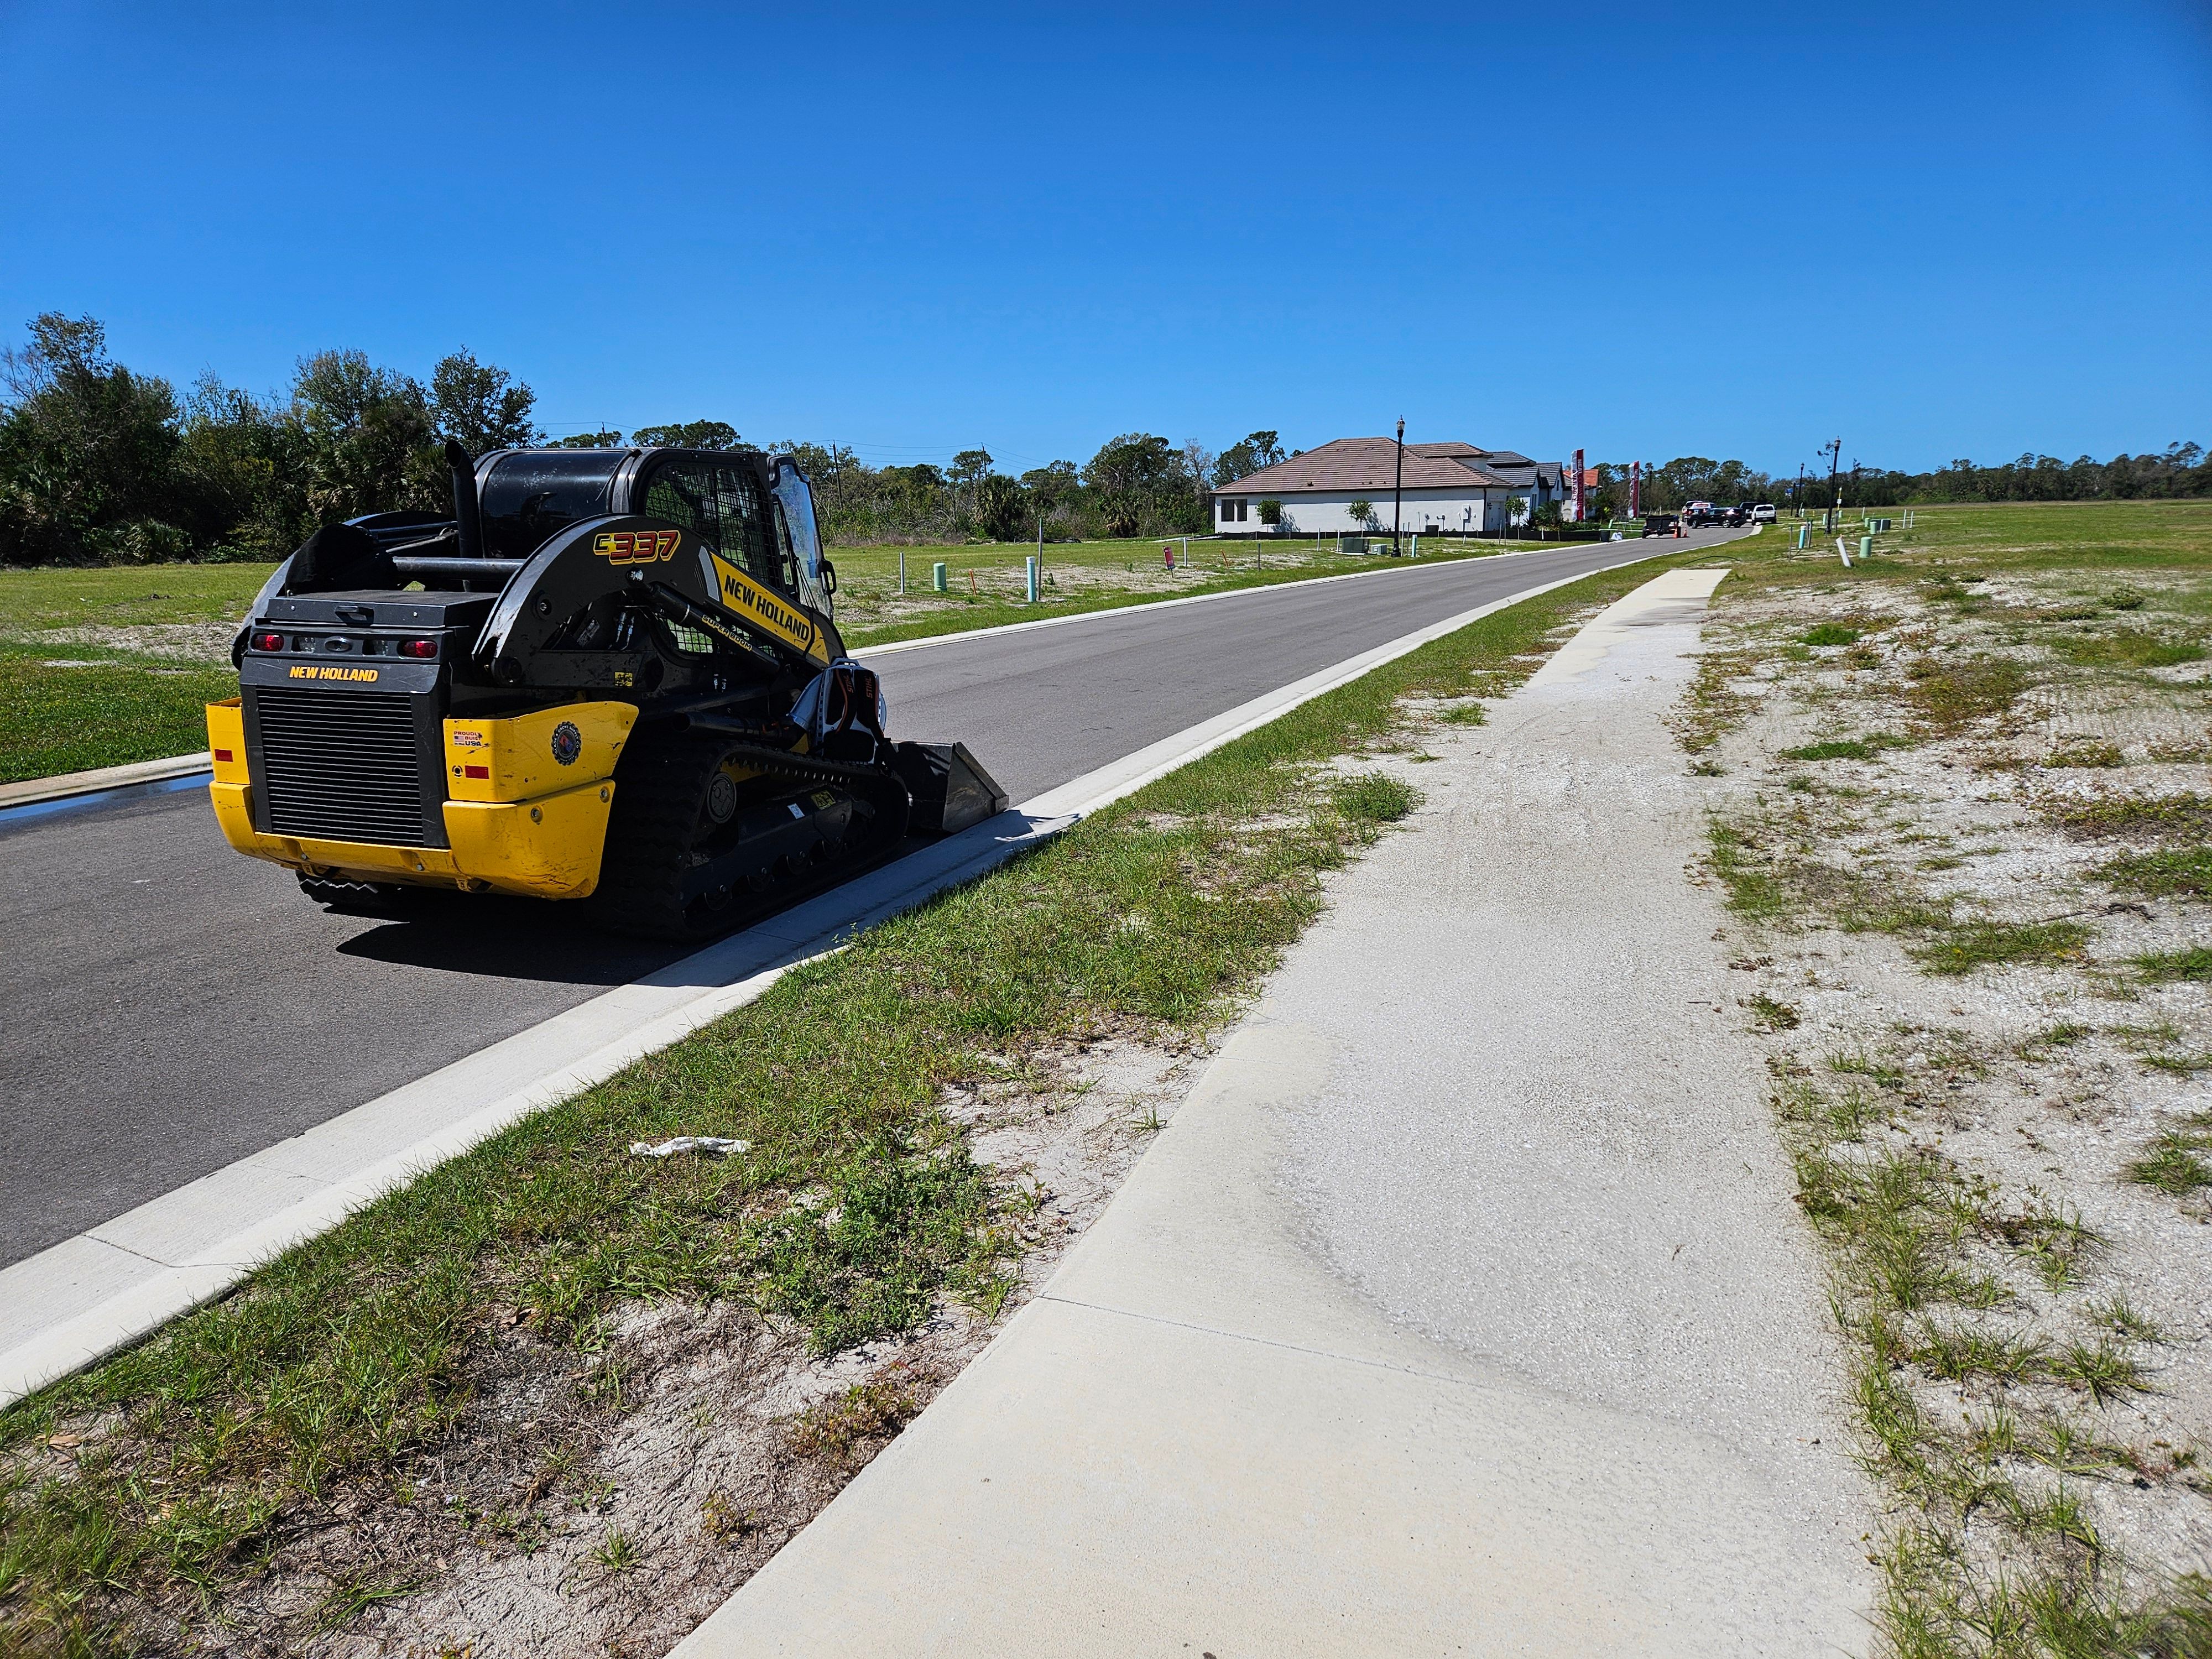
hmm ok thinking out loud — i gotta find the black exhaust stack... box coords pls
[446,439,486,562]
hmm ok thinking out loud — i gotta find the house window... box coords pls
[1236,500,1248,522]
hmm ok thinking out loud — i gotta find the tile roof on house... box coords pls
[1213,436,1517,494]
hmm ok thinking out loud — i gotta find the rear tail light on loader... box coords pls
[252,631,284,651]
[399,638,438,659]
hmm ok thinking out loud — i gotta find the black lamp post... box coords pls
[1392,418,1405,554]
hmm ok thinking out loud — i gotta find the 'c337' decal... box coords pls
[707,552,828,664]
[288,665,380,682]
[593,529,682,565]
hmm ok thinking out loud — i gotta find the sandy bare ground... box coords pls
[1689,559,2212,1626]
[252,1034,1215,1659]
[19,622,240,662]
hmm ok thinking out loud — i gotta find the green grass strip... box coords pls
[0,644,237,784]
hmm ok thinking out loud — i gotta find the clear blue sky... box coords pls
[2,2,2206,478]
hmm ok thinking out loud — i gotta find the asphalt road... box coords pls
[0,534,1740,1266]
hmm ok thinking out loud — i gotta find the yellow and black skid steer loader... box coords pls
[206,441,1004,938]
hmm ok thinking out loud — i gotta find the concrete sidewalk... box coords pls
[674,567,1875,1657]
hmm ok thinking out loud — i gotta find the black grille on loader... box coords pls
[253,687,432,846]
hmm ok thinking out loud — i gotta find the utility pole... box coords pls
[1630,460,1641,518]
[1392,418,1405,555]
[1822,439,1842,532]
[1794,461,1806,519]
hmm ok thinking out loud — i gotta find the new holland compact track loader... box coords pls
[205,442,1005,938]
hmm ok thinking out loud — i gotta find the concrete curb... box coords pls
[0,538,1708,1407]
[0,751,212,814]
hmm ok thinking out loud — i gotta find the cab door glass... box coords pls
[770,499,801,593]
[771,463,825,606]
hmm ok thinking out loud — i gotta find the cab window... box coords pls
[641,460,717,556]
[713,465,782,589]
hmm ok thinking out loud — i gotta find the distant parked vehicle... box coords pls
[1723,504,1749,527]
[1643,512,1681,538]
[1681,500,1718,527]
[1750,503,1777,523]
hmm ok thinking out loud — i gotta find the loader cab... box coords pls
[473,446,833,616]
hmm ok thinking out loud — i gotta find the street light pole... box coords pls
[1823,439,1842,532]
[1392,418,1405,555]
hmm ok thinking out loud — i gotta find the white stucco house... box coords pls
[1210,437,1568,535]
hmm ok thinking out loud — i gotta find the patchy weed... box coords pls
[2133,947,2212,983]
[2045,740,2127,769]
[1330,772,1420,824]
[2096,845,2212,900]
[1905,656,2027,729]
[2050,629,2205,670]
[2049,792,2212,842]
[785,1376,921,1464]
[1673,648,1761,753]
[1912,920,2093,975]
[1745,993,1801,1032]
[1781,738,1877,761]
[2125,1127,2212,1197]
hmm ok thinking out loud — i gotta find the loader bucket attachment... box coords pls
[894,742,1009,836]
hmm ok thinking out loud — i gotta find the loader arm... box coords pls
[473,513,842,688]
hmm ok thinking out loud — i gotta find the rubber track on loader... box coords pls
[585,731,910,940]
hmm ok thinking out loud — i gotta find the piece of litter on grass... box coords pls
[629,1136,750,1159]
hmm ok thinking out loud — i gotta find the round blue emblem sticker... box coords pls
[551,721,583,765]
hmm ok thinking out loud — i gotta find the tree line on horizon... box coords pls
[1,313,2204,566]
[1586,446,2212,519]
[0,315,1298,565]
